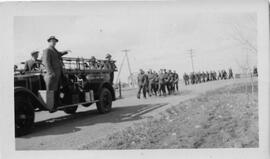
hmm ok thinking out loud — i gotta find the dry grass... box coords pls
[80,81,258,149]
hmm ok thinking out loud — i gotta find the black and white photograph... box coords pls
[0,0,269,159]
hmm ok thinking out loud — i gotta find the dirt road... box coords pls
[16,78,250,150]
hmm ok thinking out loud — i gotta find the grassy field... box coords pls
[81,81,258,149]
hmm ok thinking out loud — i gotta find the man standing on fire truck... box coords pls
[41,36,69,99]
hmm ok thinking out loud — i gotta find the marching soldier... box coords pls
[228,68,234,79]
[173,70,179,91]
[152,70,159,96]
[158,69,166,96]
[206,71,210,82]
[218,71,222,80]
[195,72,200,84]
[147,69,155,97]
[163,69,170,94]
[183,73,189,85]
[190,72,195,84]
[213,71,217,80]
[167,70,174,94]
[223,70,227,79]
[24,51,42,72]
[202,71,206,82]
[137,69,148,99]
[253,66,258,76]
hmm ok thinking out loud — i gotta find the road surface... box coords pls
[16,78,249,150]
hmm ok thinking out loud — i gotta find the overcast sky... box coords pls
[14,6,257,83]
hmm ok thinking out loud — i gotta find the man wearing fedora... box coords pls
[24,50,41,72]
[41,36,69,96]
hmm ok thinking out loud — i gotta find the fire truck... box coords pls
[14,57,117,137]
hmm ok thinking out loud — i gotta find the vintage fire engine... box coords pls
[14,57,117,137]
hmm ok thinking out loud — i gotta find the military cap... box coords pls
[47,36,59,42]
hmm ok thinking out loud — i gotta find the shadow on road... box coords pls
[21,103,168,138]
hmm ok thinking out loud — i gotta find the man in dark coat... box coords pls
[42,36,69,92]
[24,51,41,72]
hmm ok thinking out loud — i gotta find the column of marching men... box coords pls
[137,69,179,99]
[182,68,234,85]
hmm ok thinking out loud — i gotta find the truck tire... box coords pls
[63,106,78,114]
[15,96,35,137]
[96,88,112,114]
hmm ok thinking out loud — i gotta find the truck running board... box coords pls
[56,100,99,110]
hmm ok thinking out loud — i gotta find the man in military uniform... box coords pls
[162,69,169,94]
[24,51,41,72]
[218,71,222,80]
[202,71,206,82]
[89,56,99,69]
[223,69,227,80]
[158,69,166,96]
[173,70,179,92]
[183,73,188,85]
[228,68,234,79]
[137,69,148,99]
[153,70,159,96]
[253,66,258,77]
[167,70,174,94]
[42,36,69,96]
[147,69,155,97]
[104,53,117,83]
[213,71,217,80]
[206,71,210,81]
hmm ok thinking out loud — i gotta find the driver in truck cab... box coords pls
[41,36,69,104]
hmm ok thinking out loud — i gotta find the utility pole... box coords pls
[187,49,195,72]
[115,49,132,84]
[122,49,132,76]
[116,53,126,83]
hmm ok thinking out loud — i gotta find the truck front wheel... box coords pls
[15,96,34,137]
[96,88,112,114]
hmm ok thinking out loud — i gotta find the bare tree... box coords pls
[231,23,257,54]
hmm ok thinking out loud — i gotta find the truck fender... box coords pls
[14,87,48,110]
